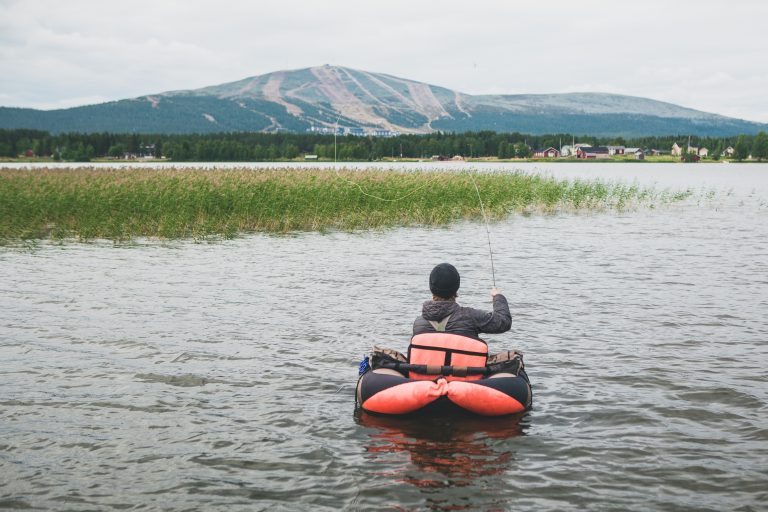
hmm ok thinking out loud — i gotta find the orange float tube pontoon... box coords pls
[356,333,532,417]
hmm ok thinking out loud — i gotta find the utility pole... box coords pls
[334,115,340,163]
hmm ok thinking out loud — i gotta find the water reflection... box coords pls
[355,409,528,510]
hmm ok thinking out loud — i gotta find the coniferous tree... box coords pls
[751,131,768,161]
[734,136,750,161]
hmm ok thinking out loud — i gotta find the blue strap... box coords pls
[358,355,370,375]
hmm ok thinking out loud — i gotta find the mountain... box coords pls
[1,65,766,137]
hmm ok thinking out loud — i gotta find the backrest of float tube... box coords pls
[408,332,488,381]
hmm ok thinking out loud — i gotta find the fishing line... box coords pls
[330,116,497,285]
[469,172,497,288]
[336,170,498,285]
[331,116,441,202]
[332,168,442,202]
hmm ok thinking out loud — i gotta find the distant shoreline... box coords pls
[0,156,756,164]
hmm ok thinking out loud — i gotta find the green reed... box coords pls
[0,167,684,240]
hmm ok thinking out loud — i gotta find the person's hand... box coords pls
[491,287,501,298]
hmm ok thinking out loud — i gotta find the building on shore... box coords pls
[577,146,610,159]
[533,147,560,158]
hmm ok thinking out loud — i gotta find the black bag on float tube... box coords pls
[369,346,524,378]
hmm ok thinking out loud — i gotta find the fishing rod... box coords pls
[469,172,497,289]
[373,355,523,377]
[375,361,488,377]
[467,61,498,290]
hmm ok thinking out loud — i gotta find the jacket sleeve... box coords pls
[473,294,512,334]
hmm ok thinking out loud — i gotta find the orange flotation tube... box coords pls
[356,333,532,417]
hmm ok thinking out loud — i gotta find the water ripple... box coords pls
[2,166,767,510]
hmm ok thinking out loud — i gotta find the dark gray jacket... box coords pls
[412,294,512,340]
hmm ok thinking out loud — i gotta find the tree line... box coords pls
[1,129,766,161]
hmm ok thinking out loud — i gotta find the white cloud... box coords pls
[1,0,767,122]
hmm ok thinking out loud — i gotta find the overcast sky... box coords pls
[1,0,767,122]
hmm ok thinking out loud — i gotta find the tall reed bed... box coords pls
[0,167,678,240]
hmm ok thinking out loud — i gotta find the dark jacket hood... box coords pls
[421,300,460,321]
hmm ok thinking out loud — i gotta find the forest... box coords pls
[1,129,766,162]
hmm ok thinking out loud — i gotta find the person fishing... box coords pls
[355,262,529,415]
[413,262,511,340]
[356,177,530,415]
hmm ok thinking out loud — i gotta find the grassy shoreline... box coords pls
[1,167,684,241]
[0,155,750,164]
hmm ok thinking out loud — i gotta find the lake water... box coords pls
[1,163,767,511]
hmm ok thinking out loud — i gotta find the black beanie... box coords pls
[429,263,460,298]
